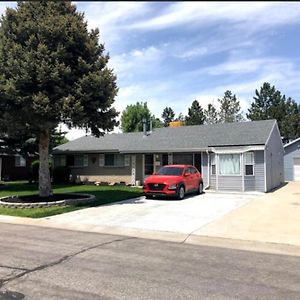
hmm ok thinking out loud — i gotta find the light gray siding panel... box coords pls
[210,175,216,190]
[265,124,284,191]
[284,141,300,181]
[202,152,208,187]
[254,151,265,192]
[244,177,255,191]
[73,154,131,176]
[218,176,243,192]
[244,150,265,192]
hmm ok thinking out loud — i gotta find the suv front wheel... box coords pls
[177,185,185,200]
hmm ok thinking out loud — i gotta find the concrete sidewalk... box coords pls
[196,182,300,246]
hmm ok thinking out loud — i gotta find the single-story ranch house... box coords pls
[284,137,300,181]
[53,119,284,193]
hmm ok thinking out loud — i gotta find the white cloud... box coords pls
[78,2,152,47]
[129,2,300,31]
[109,45,165,80]
[175,47,208,59]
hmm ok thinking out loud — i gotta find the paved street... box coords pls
[0,223,300,299]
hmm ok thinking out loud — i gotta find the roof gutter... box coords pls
[119,148,211,154]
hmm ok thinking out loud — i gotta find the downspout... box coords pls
[204,150,210,190]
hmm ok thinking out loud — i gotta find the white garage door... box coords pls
[294,158,300,181]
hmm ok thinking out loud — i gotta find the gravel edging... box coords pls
[0,193,96,209]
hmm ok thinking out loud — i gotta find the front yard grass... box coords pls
[0,181,143,218]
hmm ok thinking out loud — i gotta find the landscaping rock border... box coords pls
[0,193,96,209]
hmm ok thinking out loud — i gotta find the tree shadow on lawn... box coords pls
[73,188,144,208]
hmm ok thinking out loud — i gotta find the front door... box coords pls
[144,154,154,179]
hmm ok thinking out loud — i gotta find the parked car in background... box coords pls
[143,164,203,200]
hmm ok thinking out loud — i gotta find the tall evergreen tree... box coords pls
[247,82,300,140]
[185,100,205,125]
[218,90,243,123]
[204,103,218,124]
[281,98,300,142]
[161,107,175,127]
[0,2,118,197]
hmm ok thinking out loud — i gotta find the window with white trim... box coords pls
[219,154,241,175]
[65,154,88,167]
[244,152,254,176]
[15,155,26,167]
[104,154,125,167]
[211,153,216,175]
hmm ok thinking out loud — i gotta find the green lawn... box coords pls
[0,181,143,218]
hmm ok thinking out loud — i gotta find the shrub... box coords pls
[53,166,71,184]
[29,160,52,183]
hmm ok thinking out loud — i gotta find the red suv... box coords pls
[143,164,203,200]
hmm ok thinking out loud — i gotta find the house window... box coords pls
[74,155,84,167]
[211,154,216,175]
[244,152,254,176]
[219,154,241,175]
[15,156,26,167]
[104,154,124,167]
[65,154,88,167]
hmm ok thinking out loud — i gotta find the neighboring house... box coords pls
[283,137,300,181]
[0,154,35,181]
[53,119,284,192]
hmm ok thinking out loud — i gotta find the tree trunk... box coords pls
[39,129,51,197]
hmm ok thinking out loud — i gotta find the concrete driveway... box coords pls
[45,192,259,234]
[196,182,300,246]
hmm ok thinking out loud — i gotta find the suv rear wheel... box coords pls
[197,182,203,195]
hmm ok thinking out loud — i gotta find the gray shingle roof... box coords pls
[53,119,276,154]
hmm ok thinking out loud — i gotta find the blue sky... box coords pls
[1,2,300,139]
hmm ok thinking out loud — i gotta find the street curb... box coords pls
[0,216,300,257]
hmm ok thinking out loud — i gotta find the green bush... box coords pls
[53,166,71,184]
[29,160,52,183]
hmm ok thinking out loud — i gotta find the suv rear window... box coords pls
[156,167,184,176]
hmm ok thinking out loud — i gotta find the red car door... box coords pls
[183,167,193,191]
[192,166,201,189]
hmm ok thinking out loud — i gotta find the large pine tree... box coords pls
[218,90,243,123]
[0,2,118,197]
[247,82,300,141]
[161,107,175,127]
[185,100,205,125]
[204,103,218,124]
